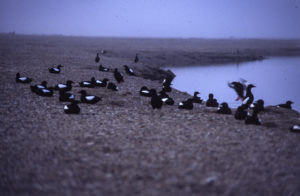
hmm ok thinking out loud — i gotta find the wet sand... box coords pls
[1,34,300,196]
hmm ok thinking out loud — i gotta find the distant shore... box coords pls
[1,34,300,80]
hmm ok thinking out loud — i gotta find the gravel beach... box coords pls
[1,34,300,196]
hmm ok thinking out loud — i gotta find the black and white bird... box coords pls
[140,86,152,97]
[150,89,163,109]
[30,82,53,97]
[53,80,73,91]
[134,53,139,63]
[30,81,48,93]
[234,104,249,120]
[49,65,63,74]
[114,68,124,83]
[179,98,193,110]
[245,108,261,125]
[79,78,95,88]
[159,90,174,105]
[59,90,75,102]
[162,77,173,87]
[36,88,53,97]
[15,73,32,83]
[242,84,256,106]
[64,100,80,114]
[79,90,101,104]
[99,65,110,72]
[107,82,119,91]
[124,65,135,76]
[191,91,203,104]
[290,125,300,133]
[278,101,294,109]
[217,102,232,114]
[91,77,108,87]
[95,53,100,63]
[206,93,219,107]
[250,99,264,113]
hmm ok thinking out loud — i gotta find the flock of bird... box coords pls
[15,52,299,132]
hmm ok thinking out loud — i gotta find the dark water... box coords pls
[167,57,300,111]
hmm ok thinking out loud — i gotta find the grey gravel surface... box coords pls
[1,35,300,196]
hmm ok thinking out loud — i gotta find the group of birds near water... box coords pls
[15,52,299,132]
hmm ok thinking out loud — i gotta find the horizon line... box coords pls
[1,32,300,40]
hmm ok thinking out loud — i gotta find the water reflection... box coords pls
[166,57,300,112]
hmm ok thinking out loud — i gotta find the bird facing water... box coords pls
[95,53,100,63]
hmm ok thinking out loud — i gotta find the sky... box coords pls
[0,0,300,38]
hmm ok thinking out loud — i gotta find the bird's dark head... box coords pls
[247,84,256,89]
[91,77,96,81]
[286,101,294,105]
[209,93,214,99]
[150,89,157,96]
[66,80,74,84]
[114,68,118,72]
[57,65,63,68]
[123,65,128,68]
[194,91,200,96]
[41,81,48,86]
[16,73,20,77]
[221,102,229,107]
[103,78,109,82]
[257,99,264,105]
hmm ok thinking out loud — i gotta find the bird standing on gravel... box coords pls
[250,99,264,113]
[64,100,80,114]
[178,98,193,110]
[124,65,135,76]
[278,101,294,109]
[30,81,48,93]
[79,90,101,104]
[49,65,63,74]
[140,86,152,97]
[206,93,219,107]
[16,73,32,83]
[192,91,203,104]
[234,104,248,120]
[59,90,75,102]
[91,77,108,87]
[114,68,124,83]
[151,89,163,109]
[245,108,261,125]
[107,82,119,91]
[79,78,95,88]
[99,65,109,72]
[95,53,100,63]
[217,102,232,114]
[134,53,139,63]
[290,125,300,133]
[53,80,74,91]
[159,90,174,105]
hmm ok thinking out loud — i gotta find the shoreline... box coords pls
[1,34,300,196]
